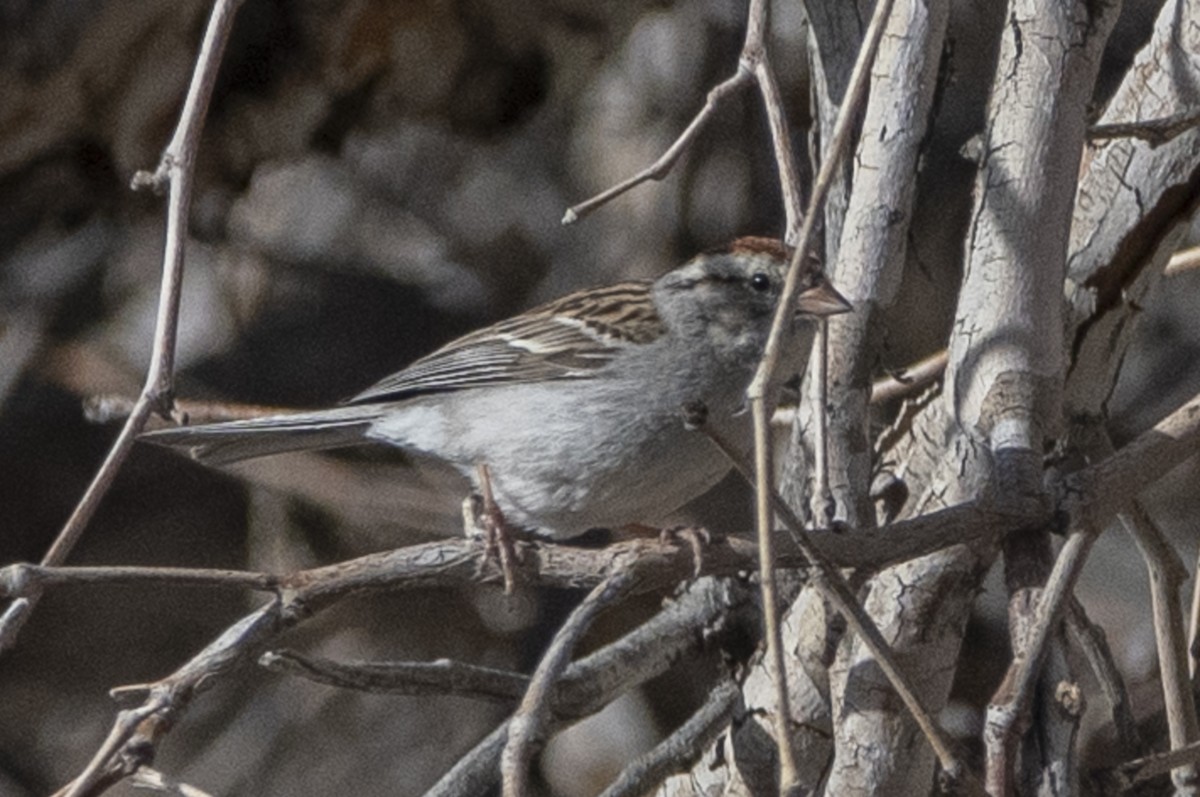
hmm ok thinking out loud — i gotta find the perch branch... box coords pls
[0,512,1002,607]
[43,384,1200,796]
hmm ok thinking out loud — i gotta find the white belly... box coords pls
[368,377,751,538]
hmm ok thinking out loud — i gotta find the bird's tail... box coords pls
[140,407,382,466]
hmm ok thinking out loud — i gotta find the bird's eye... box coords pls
[750,272,772,292]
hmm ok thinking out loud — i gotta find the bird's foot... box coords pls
[615,523,713,579]
[464,463,522,594]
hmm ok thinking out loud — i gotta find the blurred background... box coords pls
[0,0,1197,795]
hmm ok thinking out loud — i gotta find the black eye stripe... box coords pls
[690,272,776,290]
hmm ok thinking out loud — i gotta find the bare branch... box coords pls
[1088,108,1200,147]
[1065,0,1200,418]
[0,0,246,657]
[988,387,1200,795]
[691,407,977,789]
[561,71,753,225]
[596,680,740,797]
[39,381,1200,795]
[797,2,954,783]
[870,350,949,405]
[1065,601,1142,758]
[748,19,803,242]
[1168,245,1200,276]
[560,0,790,228]
[1102,741,1200,793]
[57,602,283,797]
[502,571,636,797]
[0,513,1002,607]
[735,2,896,790]
[930,0,1122,790]
[259,651,530,703]
[428,576,757,797]
[130,768,215,797]
[771,349,949,430]
[1118,499,1199,790]
[0,563,278,596]
[748,0,896,406]
[84,394,294,426]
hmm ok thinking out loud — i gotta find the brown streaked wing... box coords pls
[346,281,664,403]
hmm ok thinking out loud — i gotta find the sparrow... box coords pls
[142,237,850,539]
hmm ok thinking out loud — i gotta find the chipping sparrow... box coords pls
[142,237,850,538]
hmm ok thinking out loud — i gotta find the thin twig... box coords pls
[870,350,950,404]
[1118,498,1199,791]
[0,0,246,658]
[56,702,163,797]
[56,602,283,797]
[744,395,801,789]
[130,768,215,797]
[1065,601,1142,758]
[0,563,278,596]
[986,526,1096,796]
[1168,245,1200,276]
[259,651,531,702]
[742,1,895,790]
[596,679,741,797]
[734,20,897,772]
[1102,740,1200,792]
[671,0,815,784]
[560,0,799,238]
[749,25,803,241]
[811,321,833,522]
[1087,108,1200,147]
[747,0,895,406]
[561,70,754,224]
[1192,544,1200,684]
[501,570,636,797]
[740,0,895,786]
[691,407,977,790]
[740,4,804,768]
[84,394,293,426]
[768,349,950,428]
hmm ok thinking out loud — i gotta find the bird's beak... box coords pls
[795,276,853,317]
